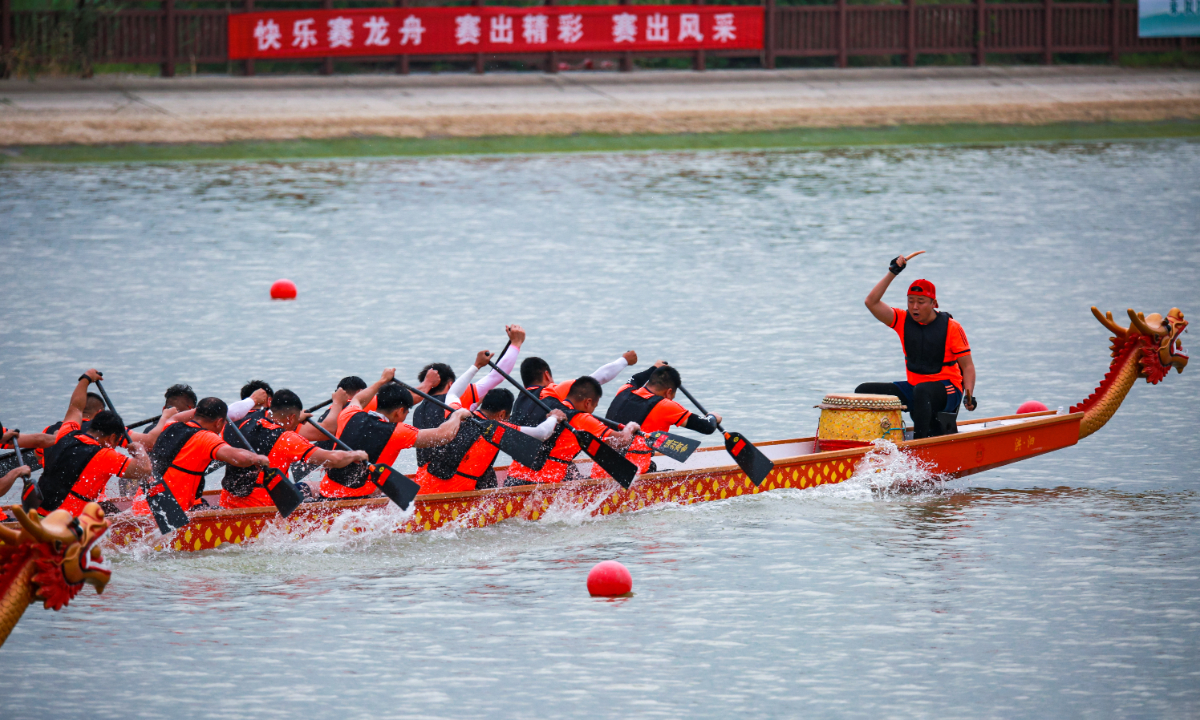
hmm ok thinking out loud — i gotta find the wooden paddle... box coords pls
[484,359,639,489]
[224,417,303,518]
[677,385,774,486]
[94,379,191,535]
[6,432,43,513]
[305,419,421,511]
[593,416,701,464]
[397,379,547,470]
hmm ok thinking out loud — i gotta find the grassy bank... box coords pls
[3,120,1199,164]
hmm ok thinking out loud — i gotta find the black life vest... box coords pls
[424,412,508,484]
[325,410,395,489]
[412,393,449,467]
[222,415,286,498]
[903,311,955,377]
[510,386,548,426]
[606,386,666,426]
[37,430,104,512]
[150,421,207,480]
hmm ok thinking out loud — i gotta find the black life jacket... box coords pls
[510,386,548,426]
[150,421,207,480]
[903,311,955,377]
[222,415,286,498]
[412,392,449,467]
[325,410,395,489]
[223,409,267,446]
[606,386,666,426]
[37,430,104,512]
[424,412,508,484]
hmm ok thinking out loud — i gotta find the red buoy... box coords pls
[270,279,297,300]
[587,560,633,597]
[1017,400,1049,414]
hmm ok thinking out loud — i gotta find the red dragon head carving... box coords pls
[0,503,112,611]
[1091,307,1188,385]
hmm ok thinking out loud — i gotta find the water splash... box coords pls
[850,439,952,500]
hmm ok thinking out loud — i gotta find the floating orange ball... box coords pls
[587,560,632,597]
[1017,400,1049,414]
[270,279,297,300]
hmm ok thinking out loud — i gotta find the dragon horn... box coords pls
[1127,309,1160,337]
[9,505,76,545]
[1091,306,1128,337]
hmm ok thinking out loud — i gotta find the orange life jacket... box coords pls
[415,411,510,493]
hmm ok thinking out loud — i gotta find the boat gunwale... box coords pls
[4,411,1084,534]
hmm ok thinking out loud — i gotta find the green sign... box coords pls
[1140,0,1200,37]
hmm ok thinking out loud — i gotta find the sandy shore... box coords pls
[2,66,1199,146]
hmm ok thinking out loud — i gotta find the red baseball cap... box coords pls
[907,279,937,305]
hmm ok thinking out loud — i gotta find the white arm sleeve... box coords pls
[518,415,559,442]
[446,365,480,409]
[590,357,629,385]
[226,397,256,422]
[473,344,522,404]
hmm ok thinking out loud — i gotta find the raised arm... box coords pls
[353,368,396,408]
[64,369,102,426]
[592,351,637,385]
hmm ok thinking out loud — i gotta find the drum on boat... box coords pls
[815,393,906,452]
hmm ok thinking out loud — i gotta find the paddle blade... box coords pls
[21,478,43,514]
[723,431,774,487]
[483,421,545,469]
[574,429,638,489]
[644,431,701,463]
[369,464,421,511]
[144,479,191,535]
[262,468,303,518]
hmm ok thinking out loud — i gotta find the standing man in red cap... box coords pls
[857,252,976,438]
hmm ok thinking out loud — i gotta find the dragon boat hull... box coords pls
[90,410,1081,554]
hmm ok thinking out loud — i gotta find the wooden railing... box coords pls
[1,0,1196,77]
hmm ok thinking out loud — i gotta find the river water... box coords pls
[1,140,1198,718]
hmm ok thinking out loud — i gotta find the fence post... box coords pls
[244,0,255,76]
[764,0,775,69]
[1043,0,1052,64]
[1110,0,1120,63]
[545,0,556,73]
[163,0,176,77]
[474,0,484,73]
[906,0,916,66]
[837,0,847,68]
[397,0,409,74]
[975,0,985,65]
[619,0,631,71]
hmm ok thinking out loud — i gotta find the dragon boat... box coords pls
[12,306,1189,555]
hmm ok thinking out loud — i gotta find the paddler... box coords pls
[412,387,566,494]
[510,350,638,426]
[506,375,638,486]
[219,389,366,509]
[131,396,270,515]
[163,383,198,412]
[591,362,721,478]
[36,369,153,516]
[318,368,470,500]
[0,427,33,498]
[33,388,106,466]
[857,252,977,438]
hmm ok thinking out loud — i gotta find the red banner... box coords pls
[228,6,763,60]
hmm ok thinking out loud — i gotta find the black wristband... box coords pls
[79,374,90,382]
[888,257,905,275]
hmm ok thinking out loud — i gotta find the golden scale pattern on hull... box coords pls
[109,453,859,553]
